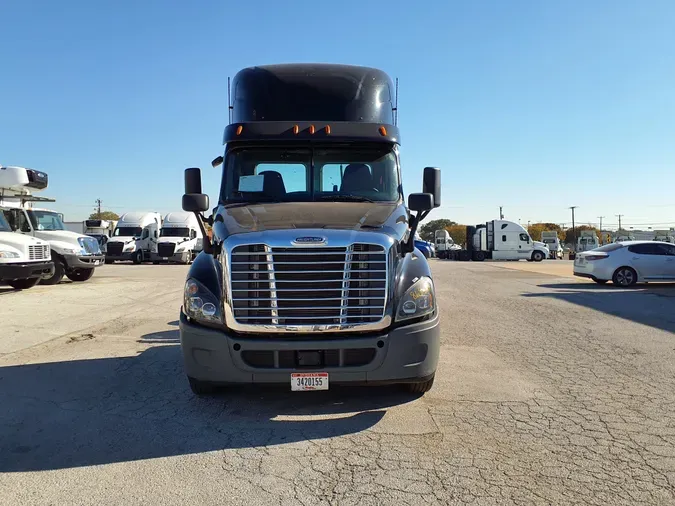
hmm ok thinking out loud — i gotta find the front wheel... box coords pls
[532,251,545,262]
[405,375,435,394]
[188,376,218,396]
[66,268,95,282]
[133,250,143,265]
[612,267,637,287]
[40,260,64,285]
[6,278,40,290]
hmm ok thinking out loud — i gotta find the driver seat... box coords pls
[339,164,373,193]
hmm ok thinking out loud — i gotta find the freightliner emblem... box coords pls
[293,236,326,245]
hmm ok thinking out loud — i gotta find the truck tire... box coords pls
[6,278,40,290]
[532,251,545,262]
[133,250,143,264]
[66,268,95,282]
[188,376,218,396]
[406,375,435,394]
[40,259,65,285]
[474,251,486,261]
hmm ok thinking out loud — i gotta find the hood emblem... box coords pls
[293,236,326,245]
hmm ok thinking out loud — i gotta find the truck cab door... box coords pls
[140,228,150,250]
[517,233,531,258]
[5,209,34,236]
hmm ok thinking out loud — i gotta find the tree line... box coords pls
[419,219,607,245]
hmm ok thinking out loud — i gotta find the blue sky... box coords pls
[1,0,674,231]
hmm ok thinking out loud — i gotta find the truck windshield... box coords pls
[0,213,11,232]
[114,226,142,237]
[221,145,401,204]
[160,227,190,237]
[27,210,66,231]
[542,239,556,244]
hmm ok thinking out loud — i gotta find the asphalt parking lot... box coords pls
[2,261,675,505]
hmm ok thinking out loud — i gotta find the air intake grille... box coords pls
[107,242,124,256]
[157,243,176,257]
[230,244,387,327]
[28,245,49,261]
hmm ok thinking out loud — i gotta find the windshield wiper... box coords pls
[317,195,375,203]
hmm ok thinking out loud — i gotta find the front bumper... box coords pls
[105,251,135,261]
[150,251,191,263]
[63,253,105,269]
[0,260,54,281]
[179,311,440,385]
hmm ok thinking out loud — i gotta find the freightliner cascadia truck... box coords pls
[179,64,442,396]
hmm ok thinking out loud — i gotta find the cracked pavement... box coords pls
[1,261,675,505]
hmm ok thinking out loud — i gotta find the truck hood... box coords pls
[533,241,549,250]
[0,231,47,249]
[220,202,400,235]
[36,230,85,245]
[157,237,191,245]
[108,236,136,244]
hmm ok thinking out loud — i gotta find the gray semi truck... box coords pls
[178,64,442,396]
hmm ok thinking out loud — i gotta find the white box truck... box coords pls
[0,211,54,290]
[84,219,117,253]
[105,212,162,264]
[450,220,549,262]
[151,212,203,264]
[541,231,564,259]
[0,166,104,285]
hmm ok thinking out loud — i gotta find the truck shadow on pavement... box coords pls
[0,334,416,472]
[524,283,675,333]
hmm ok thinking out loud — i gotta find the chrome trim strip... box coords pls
[340,245,353,325]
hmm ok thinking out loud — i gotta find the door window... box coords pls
[628,244,665,255]
[519,233,530,243]
[142,229,149,240]
[655,244,675,256]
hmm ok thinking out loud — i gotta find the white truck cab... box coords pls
[541,230,564,259]
[577,230,600,251]
[0,211,54,290]
[434,229,460,259]
[151,212,203,264]
[472,220,549,261]
[106,212,162,264]
[0,166,104,285]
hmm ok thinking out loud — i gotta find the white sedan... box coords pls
[573,241,675,286]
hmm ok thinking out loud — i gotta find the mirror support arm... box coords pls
[403,210,430,255]
[192,212,213,254]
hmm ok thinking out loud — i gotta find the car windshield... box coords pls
[160,227,190,237]
[0,212,11,232]
[114,226,142,237]
[27,210,66,231]
[220,145,401,204]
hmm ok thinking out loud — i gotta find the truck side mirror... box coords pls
[183,168,209,212]
[422,167,441,208]
[211,156,224,168]
[408,193,434,212]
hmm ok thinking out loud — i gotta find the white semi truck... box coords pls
[151,212,203,264]
[577,230,600,251]
[0,210,54,290]
[105,212,162,264]
[541,230,564,259]
[0,166,104,284]
[448,220,549,262]
[434,229,460,259]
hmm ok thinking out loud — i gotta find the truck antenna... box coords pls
[227,77,232,124]
[393,77,399,126]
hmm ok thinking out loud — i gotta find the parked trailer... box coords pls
[446,220,549,262]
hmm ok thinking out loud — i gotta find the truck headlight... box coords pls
[62,247,85,255]
[124,243,136,252]
[184,278,222,323]
[0,250,20,259]
[396,276,435,322]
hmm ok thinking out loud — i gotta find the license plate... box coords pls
[291,372,329,391]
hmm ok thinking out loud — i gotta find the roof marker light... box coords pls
[236,125,243,135]
[293,125,299,134]
[379,126,387,136]
[309,125,315,134]
[325,125,331,134]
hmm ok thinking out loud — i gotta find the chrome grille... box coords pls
[28,245,49,261]
[230,243,387,327]
[157,242,176,257]
[107,242,124,256]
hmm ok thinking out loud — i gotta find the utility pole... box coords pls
[616,214,624,232]
[94,199,102,217]
[499,206,504,220]
[570,206,578,251]
[598,216,605,244]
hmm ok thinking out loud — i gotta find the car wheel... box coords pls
[6,278,40,290]
[532,251,545,262]
[188,376,218,396]
[133,250,143,265]
[612,267,637,287]
[66,268,95,282]
[593,279,608,284]
[40,260,65,285]
[405,375,435,394]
